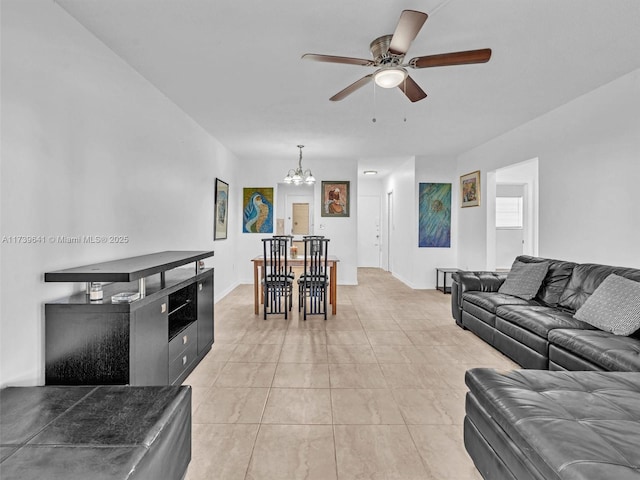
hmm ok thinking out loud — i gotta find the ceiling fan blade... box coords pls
[398,75,427,102]
[330,74,374,101]
[410,48,492,68]
[389,10,428,55]
[302,53,373,66]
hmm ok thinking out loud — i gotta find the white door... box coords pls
[358,195,381,267]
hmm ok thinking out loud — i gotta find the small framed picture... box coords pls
[214,178,229,240]
[460,170,481,208]
[321,181,350,217]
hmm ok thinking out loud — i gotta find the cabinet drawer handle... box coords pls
[182,355,187,366]
[161,303,167,313]
[199,283,203,291]
[182,335,188,345]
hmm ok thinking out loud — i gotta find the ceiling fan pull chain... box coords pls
[372,82,377,123]
[403,78,407,123]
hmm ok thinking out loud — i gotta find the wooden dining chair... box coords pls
[298,237,330,320]
[262,237,293,319]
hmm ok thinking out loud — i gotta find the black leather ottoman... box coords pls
[464,368,640,480]
[0,385,191,480]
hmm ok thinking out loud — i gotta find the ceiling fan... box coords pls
[302,10,491,102]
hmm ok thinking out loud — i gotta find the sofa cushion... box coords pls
[558,263,640,312]
[499,260,549,300]
[463,291,536,315]
[516,256,577,307]
[465,368,640,480]
[548,345,607,372]
[574,274,640,336]
[496,305,594,339]
[549,329,640,372]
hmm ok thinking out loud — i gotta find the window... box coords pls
[496,196,523,229]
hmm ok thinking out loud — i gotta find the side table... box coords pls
[436,267,459,294]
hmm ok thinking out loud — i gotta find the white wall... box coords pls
[380,156,457,289]
[458,69,640,270]
[0,0,240,387]
[383,158,414,286]
[235,157,358,285]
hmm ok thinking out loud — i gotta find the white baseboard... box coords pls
[214,280,241,304]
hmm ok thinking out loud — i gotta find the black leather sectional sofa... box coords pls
[464,368,640,480]
[452,255,640,480]
[452,255,640,371]
[0,385,191,480]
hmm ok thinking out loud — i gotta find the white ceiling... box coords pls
[56,0,640,175]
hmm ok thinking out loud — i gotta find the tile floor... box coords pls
[183,268,518,480]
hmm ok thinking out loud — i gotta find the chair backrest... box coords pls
[272,235,293,255]
[303,237,329,280]
[262,238,289,281]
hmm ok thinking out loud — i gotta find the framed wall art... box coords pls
[242,187,274,233]
[321,181,349,217]
[214,178,229,240]
[419,183,452,248]
[460,170,481,208]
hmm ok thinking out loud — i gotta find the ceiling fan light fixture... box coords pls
[374,68,407,89]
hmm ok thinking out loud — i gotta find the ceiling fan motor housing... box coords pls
[369,35,403,65]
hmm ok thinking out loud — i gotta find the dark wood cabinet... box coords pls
[197,273,214,355]
[45,251,214,386]
[131,296,169,385]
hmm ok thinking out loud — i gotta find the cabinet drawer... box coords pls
[169,339,197,384]
[169,322,197,364]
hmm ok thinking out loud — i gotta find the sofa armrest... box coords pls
[451,271,508,327]
[456,271,507,293]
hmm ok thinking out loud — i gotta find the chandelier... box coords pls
[284,145,315,185]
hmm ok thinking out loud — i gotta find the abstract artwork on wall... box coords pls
[214,178,229,240]
[243,187,274,233]
[419,183,451,248]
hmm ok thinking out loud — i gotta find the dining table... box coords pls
[251,255,339,315]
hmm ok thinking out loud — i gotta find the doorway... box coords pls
[495,184,526,269]
[487,158,539,270]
